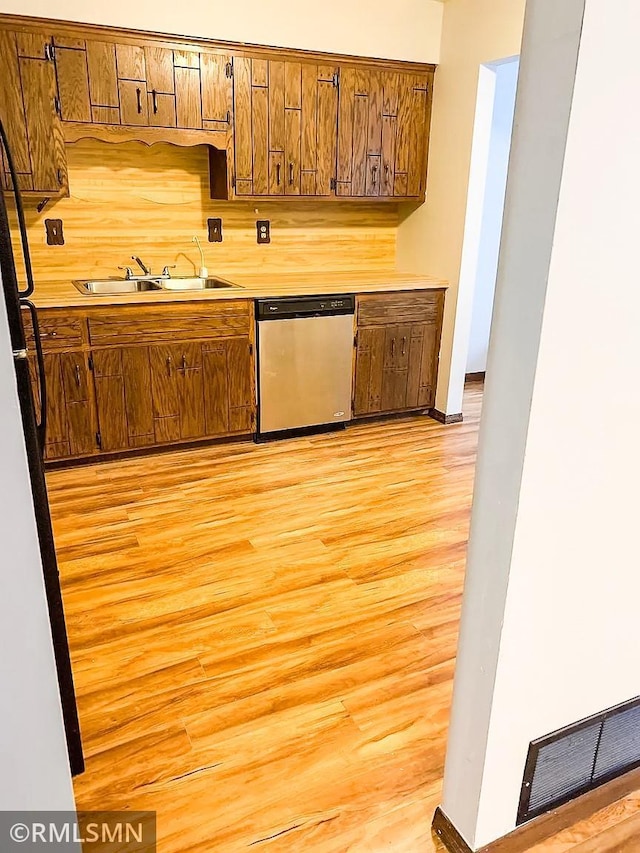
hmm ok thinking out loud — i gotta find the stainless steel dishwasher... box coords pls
[256,295,355,439]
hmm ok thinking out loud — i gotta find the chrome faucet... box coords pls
[131,255,151,276]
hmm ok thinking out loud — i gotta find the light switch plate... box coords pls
[207,218,222,242]
[45,219,64,246]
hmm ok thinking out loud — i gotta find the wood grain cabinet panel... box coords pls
[3,43,68,195]
[93,347,155,451]
[200,53,232,126]
[175,66,202,129]
[32,351,96,459]
[55,45,91,122]
[20,56,67,193]
[0,16,435,202]
[116,43,146,80]
[0,31,32,181]
[86,40,119,109]
[148,91,176,127]
[145,46,174,93]
[337,68,432,199]
[233,57,337,198]
[16,31,51,59]
[119,79,149,125]
[354,291,444,417]
[203,337,253,434]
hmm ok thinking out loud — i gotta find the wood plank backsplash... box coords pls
[23,140,398,285]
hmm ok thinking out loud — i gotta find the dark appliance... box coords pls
[0,118,84,776]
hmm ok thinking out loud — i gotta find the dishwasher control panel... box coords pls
[256,294,355,320]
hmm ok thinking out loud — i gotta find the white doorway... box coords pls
[462,56,520,378]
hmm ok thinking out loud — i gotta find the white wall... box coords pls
[0,290,76,810]
[397,0,526,414]
[466,58,518,374]
[441,0,640,846]
[0,0,444,62]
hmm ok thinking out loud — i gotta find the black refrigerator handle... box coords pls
[0,118,35,298]
[22,299,47,450]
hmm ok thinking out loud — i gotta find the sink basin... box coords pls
[160,277,241,290]
[73,278,163,295]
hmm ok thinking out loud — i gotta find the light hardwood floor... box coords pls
[46,382,640,853]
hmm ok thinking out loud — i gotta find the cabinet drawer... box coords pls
[357,290,444,326]
[23,310,86,351]
[88,301,251,346]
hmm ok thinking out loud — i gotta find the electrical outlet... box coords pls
[256,220,270,244]
[45,219,64,246]
[207,218,222,242]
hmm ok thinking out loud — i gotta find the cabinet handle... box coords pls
[289,163,294,185]
[401,336,407,356]
[391,338,396,357]
[276,162,281,186]
[136,87,143,114]
[182,354,187,371]
[74,364,81,387]
[152,90,158,114]
[166,355,172,376]
[57,168,64,186]
[372,164,378,184]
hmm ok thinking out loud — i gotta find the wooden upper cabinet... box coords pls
[1,16,435,202]
[0,30,32,184]
[337,68,433,199]
[0,29,67,195]
[233,57,338,198]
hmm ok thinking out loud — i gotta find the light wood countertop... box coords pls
[31,270,448,309]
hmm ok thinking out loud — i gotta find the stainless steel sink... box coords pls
[73,278,163,295]
[159,277,241,290]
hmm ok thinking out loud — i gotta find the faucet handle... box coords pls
[161,265,176,278]
[118,266,134,280]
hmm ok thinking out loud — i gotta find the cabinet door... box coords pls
[119,79,149,125]
[148,91,176,127]
[202,341,229,434]
[394,72,432,198]
[149,344,181,442]
[145,46,174,94]
[381,324,411,411]
[233,57,337,197]
[354,318,439,416]
[175,343,206,439]
[35,351,95,459]
[86,40,120,123]
[0,31,32,187]
[300,64,338,196]
[353,327,386,416]
[201,53,232,128]
[20,56,67,193]
[59,352,95,455]
[227,337,253,431]
[202,337,253,435]
[267,59,302,196]
[149,343,206,441]
[93,347,155,451]
[55,43,91,122]
[404,321,440,409]
[336,67,387,198]
[175,66,202,129]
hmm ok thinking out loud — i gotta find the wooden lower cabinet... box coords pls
[353,291,444,417]
[93,337,254,453]
[29,350,96,459]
